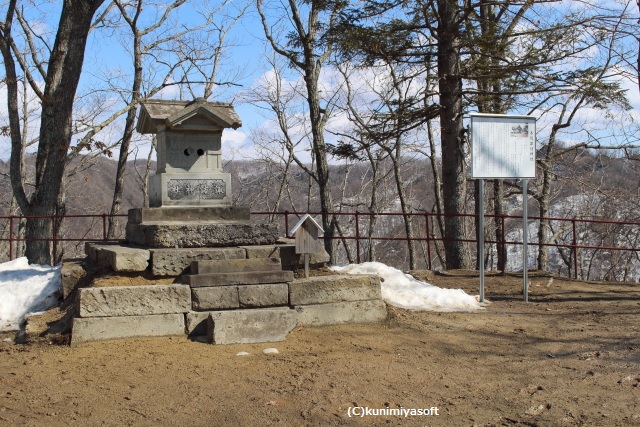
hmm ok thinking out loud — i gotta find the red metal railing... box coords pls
[1,213,128,261]
[253,211,640,280]
[2,211,639,280]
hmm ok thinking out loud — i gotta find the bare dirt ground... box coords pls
[1,270,640,426]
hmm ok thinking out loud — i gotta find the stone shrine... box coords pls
[136,98,238,207]
[72,98,385,347]
[125,98,279,248]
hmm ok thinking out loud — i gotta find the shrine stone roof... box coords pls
[136,98,242,134]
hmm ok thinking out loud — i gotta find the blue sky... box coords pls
[1,0,639,164]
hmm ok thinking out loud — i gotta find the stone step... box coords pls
[207,308,298,344]
[185,270,294,287]
[85,243,150,273]
[294,299,388,327]
[78,285,191,318]
[149,247,246,276]
[71,314,186,346]
[192,286,239,310]
[242,244,330,270]
[289,274,381,305]
[191,257,281,275]
[191,283,290,311]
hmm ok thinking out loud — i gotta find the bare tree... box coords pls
[1,0,107,264]
[256,0,344,262]
[106,0,209,238]
[242,54,318,213]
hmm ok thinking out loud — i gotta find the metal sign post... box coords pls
[479,179,485,302]
[522,179,529,302]
[470,113,537,302]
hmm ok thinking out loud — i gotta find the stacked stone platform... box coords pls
[77,207,387,345]
[71,267,387,346]
[290,275,388,327]
[71,285,191,345]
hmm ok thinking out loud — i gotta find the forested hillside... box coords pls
[2,148,639,281]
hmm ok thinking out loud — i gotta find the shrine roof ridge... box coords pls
[136,98,241,134]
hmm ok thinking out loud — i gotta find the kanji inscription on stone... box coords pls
[167,179,226,200]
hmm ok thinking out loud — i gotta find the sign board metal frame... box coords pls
[471,113,536,179]
[470,113,537,303]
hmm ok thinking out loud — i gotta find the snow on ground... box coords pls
[332,262,483,312]
[0,257,61,331]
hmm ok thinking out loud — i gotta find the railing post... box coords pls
[284,211,290,239]
[52,210,58,264]
[102,213,108,241]
[355,211,360,264]
[9,216,14,261]
[572,217,578,279]
[425,213,432,270]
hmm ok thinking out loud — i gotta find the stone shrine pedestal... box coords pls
[125,207,279,248]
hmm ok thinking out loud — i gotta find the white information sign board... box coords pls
[471,113,536,179]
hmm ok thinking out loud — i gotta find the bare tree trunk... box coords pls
[493,179,505,271]
[389,142,416,269]
[257,0,341,263]
[107,100,140,237]
[53,178,67,264]
[365,156,383,262]
[437,0,468,269]
[537,144,554,271]
[427,119,445,245]
[304,67,336,262]
[108,0,145,238]
[143,138,155,208]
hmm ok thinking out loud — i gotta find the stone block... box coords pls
[243,244,330,269]
[185,270,294,287]
[78,285,191,318]
[186,311,213,337]
[191,286,239,310]
[289,274,381,305]
[85,242,99,263]
[207,307,298,344]
[238,283,289,308]
[149,247,246,276]
[126,222,279,248]
[100,245,150,273]
[191,258,281,275]
[294,300,387,327]
[85,242,123,266]
[61,262,86,299]
[71,314,186,346]
[243,245,281,259]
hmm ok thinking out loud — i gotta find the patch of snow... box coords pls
[262,348,279,354]
[0,257,61,331]
[331,262,483,312]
